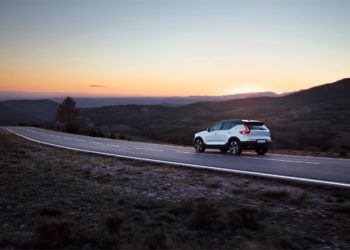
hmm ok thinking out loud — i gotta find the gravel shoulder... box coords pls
[0,130,350,249]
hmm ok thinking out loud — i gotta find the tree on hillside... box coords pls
[56,97,79,124]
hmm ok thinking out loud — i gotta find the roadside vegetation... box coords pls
[1,130,350,249]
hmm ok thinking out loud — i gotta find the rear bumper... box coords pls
[241,140,271,149]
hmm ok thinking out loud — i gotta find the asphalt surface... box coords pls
[5,126,350,187]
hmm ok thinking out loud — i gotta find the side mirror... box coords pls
[207,128,211,132]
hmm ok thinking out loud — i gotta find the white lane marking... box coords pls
[7,128,350,188]
[108,144,122,147]
[91,142,102,145]
[242,156,319,165]
[134,147,163,152]
[74,139,85,142]
[176,151,224,157]
[177,151,196,155]
[63,137,71,140]
[268,153,350,161]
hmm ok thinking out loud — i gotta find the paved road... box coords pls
[5,126,350,187]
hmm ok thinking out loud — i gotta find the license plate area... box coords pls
[257,139,266,144]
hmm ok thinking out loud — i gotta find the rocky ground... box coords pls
[0,130,350,249]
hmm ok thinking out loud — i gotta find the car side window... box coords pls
[210,122,223,131]
[229,122,237,129]
[221,122,237,130]
[221,122,232,130]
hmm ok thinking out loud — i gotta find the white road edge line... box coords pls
[177,151,196,154]
[6,128,350,188]
[268,153,350,161]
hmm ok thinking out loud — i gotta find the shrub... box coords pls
[31,122,41,128]
[36,207,63,217]
[65,123,80,134]
[205,179,222,189]
[259,189,290,200]
[227,206,260,230]
[105,212,123,236]
[144,228,168,249]
[330,204,350,214]
[33,219,73,248]
[190,200,221,230]
[85,128,105,137]
[167,201,193,217]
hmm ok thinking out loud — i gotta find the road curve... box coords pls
[5,126,350,187]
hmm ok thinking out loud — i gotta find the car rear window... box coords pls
[245,122,267,130]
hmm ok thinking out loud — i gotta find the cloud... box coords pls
[89,84,106,88]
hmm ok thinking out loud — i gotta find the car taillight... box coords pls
[239,124,250,134]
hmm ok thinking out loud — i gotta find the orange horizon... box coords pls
[0,74,347,97]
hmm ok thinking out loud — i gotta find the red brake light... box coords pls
[239,124,250,134]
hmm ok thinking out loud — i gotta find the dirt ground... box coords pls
[0,130,350,249]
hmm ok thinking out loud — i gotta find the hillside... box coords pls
[0,100,58,125]
[81,78,350,153]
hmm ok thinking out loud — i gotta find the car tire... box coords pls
[228,139,242,155]
[256,147,268,155]
[194,138,206,153]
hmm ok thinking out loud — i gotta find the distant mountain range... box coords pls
[0,99,58,125]
[0,78,349,153]
[0,91,288,108]
[56,92,287,107]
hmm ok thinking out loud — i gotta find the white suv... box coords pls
[193,120,271,155]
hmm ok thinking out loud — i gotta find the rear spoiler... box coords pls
[242,120,264,125]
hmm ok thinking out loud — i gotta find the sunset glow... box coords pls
[1,0,349,97]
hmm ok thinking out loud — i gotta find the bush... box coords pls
[330,204,350,214]
[85,128,105,137]
[36,207,63,217]
[33,219,73,248]
[259,189,290,200]
[105,212,123,236]
[64,123,80,134]
[31,122,41,128]
[144,228,168,249]
[227,206,260,230]
[190,200,221,230]
[167,201,193,217]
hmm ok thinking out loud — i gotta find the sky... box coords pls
[0,0,349,97]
